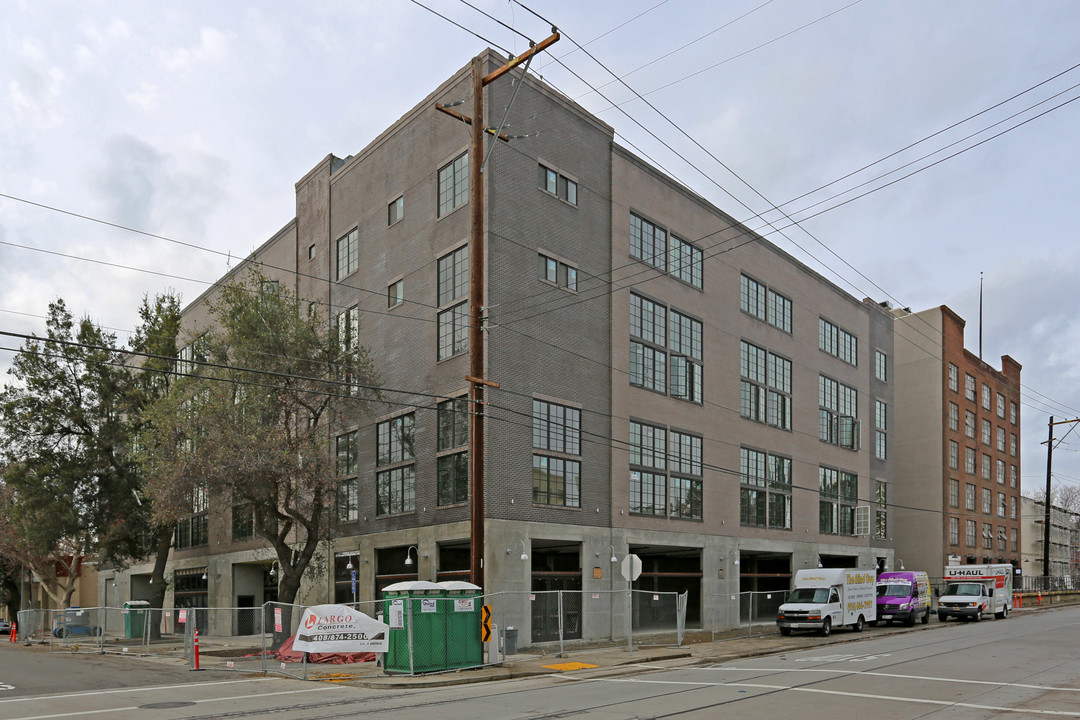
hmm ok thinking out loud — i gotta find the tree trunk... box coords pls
[147,525,172,640]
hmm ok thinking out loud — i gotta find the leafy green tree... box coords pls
[123,292,183,634]
[139,271,378,637]
[0,300,132,607]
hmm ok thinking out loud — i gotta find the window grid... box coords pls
[336,228,358,280]
[630,213,666,270]
[818,317,858,365]
[438,152,468,216]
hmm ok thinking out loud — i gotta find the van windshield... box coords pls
[788,588,830,604]
[943,583,983,596]
[876,583,911,598]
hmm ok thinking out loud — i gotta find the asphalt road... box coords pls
[2,607,1079,719]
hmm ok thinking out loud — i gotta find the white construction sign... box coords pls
[291,604,389,653]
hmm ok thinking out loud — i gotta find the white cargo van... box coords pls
[777,568,877,636]
[937,564,1013,622]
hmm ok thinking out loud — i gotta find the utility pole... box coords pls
[1043,416,1080,580]
[437,35,559,589]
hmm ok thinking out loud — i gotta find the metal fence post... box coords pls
[626,586,633,653]
[558,590,564,656]
[406,597,415,676]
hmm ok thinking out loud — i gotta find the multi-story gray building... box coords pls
[109,50,895,644]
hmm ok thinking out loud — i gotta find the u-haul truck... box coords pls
[777,568,877,637]
[937,564,1013,622]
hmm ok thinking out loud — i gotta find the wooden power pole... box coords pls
[437,36,559,589]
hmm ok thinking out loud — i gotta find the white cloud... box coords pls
[163,27,230,70]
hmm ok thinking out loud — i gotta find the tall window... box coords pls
[997,393,1006,418]
[983,522,993,549]
[949,440,959,469]
[965,447,976,474]
[629,420,667,516]
[669,235,703,288]
[630,293,667,392]
[819,318,857,365]
[965,374,977,402]
[965,483,976,511]
[670,430,703,519]
[740,274,791,332]
[437,398,469,506]
[669,309,703,403]
[819,467,857,535]
[1010,401,1018,424]
[740,448,792,529]
[630,213,666,270]
[948,363,959,392]
[437,245,469,360]
[741,341,791,430]
[981,419,991,446]
[982,384,992,411]
[336,228,358,280]
[982,488,991,515]
[377,414,414,466]
[376,414,415,516]
[176,484,209,550]
[819,375,858,449]
[875,350,887,382]
[966,519,977,547]
[336,431,359,522]
[965,410,976,438]
[874,399,887,460]
[949,478,959,507]
[438,152,468,216]
[232,502,255,541]
[949,402,959,431]
[949,517,959,545]
[533,399,581,507]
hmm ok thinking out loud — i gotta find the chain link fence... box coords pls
[712,590,790,639]
[14,587,689,678]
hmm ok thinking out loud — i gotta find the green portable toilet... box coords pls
[382,581,447,674]
[439,581,483,669]
[123,601,150,639]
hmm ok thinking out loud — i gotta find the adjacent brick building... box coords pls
[892,305,1022,581]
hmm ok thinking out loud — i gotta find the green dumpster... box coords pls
[439,581,483,669]
[123,601,150,639]
[382,581,447,674]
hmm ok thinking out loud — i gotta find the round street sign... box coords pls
[620,553,642,582]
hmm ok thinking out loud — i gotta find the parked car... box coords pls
[0,618,11,634]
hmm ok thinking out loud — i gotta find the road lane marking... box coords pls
[0,678,270,704]
[562,676,1080,716]
[5,687,328,720]
[713,666,1080,693]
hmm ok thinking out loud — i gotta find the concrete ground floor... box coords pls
[101,520,893,647]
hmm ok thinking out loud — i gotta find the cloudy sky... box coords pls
[3,0,1079,497]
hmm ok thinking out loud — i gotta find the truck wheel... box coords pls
[854,616,865,632]
[995,606,1008,620]
[921,609,930,624]
[820,618,832,637]
[779,627,791,636]
[905,614,916,627]
[973,609,982,622]
[938,613,948,622]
